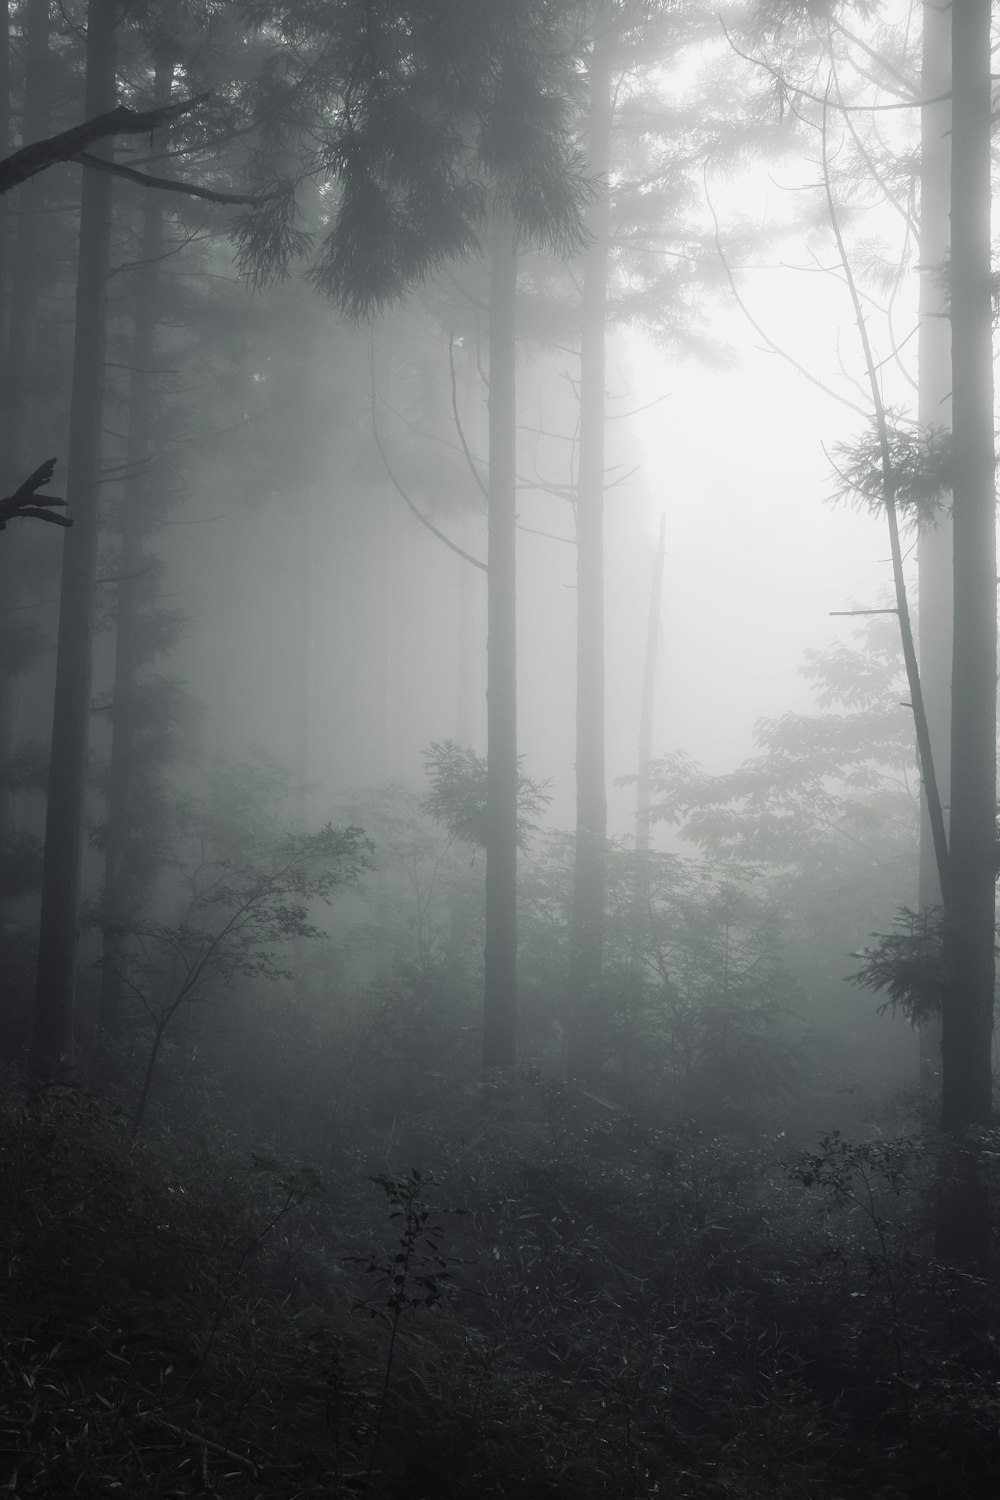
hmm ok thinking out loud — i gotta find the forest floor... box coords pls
[1,1072,998,1498]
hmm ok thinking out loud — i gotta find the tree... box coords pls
[112,808,370,1132]
[914,0,952,1091]
[938,0,995,1267]
[26,2,296,1084]
[245,0,590,1068]
[31,0,119,1086]
[567,17,614,1081]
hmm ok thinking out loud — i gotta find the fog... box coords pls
[1,3,995,1495]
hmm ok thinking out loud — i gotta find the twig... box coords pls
[705,173,868,419]
[369,340,486,573]
[138,1413,260,1477]
[448,332,489,502]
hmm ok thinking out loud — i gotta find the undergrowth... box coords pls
[1,1073,998,1497]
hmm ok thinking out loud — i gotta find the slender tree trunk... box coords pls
[567,28,613,1081]
[31,0,117,1084]
[636,512,666,855]
[456,342,486,751]
[98,137,168,1047]
[296,483,315,828]
[916,0,951,1088]
[937,0,995,1267]
[483,218,518,1070]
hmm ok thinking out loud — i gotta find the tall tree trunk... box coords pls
[0,0,10,362]
[635,512,666,856]
[567,27,613,1081]
[296,484,315,828]
[456,341,486,751]
[0,0,50,856]
[937,0,995,1267]
[2,0,50,483]
[483,218,518,1070]
[916,0,951,1088]
[98,108,168,1047]
[31,0,117,1084]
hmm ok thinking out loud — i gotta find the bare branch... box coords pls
[0,458,71,531]
[0,95,208,195]
[820,81,950,901]
[705,172,869,419]
[369,345,486,573]
[447,332,490,503]
[74,150,278,208]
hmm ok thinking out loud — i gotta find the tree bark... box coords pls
[31,0,117,1084]
[0,0,50,856]
[98,89,169,1047]
[2,0,50,483]
[483,218,518,1070]
[567,27,613,1081]
[915,0,952,1087]
[937,0,995,1267]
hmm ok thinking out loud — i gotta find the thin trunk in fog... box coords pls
[98,63,171,1047]
[31,0,117,1083]
[296,484,315,829]
[483,218,518,1071]
[635,511,666,856]
[916,0,951,1086]
[937,0,996,1268]
[567,27,613,1081]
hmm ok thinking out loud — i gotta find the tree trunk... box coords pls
[31,0,117,1084]
[0,0,50,856]
[937,0,995,1267]
[2,0,50,482]
[456,339,486,751]
[483,218,518,1070]
[567,28,613,1081]
[636,512,666,855]
[98,115,168,1048]
[0,0,10,358]
[916,0,951,1088]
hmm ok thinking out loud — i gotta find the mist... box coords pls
[0,2,996,1496]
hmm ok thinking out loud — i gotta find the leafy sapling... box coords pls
[351,1170,465,1494]
[107,820,372,1133]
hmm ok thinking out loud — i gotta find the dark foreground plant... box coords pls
[351,1169,463,1496]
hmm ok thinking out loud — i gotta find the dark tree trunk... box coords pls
[0,0,10,353]
[916,0,951,1088]
[98,124,168,1047]
[483,218,518,1070]
[31,0,117,1084]
[0,0,50,854]
[2,0,50,481]
[567,29,613,1080]
[937,0,995,1267]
